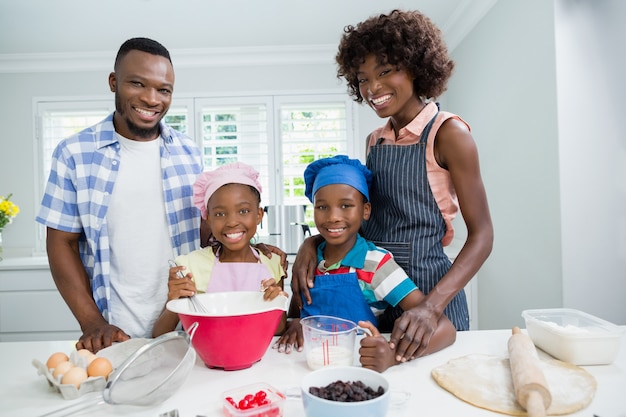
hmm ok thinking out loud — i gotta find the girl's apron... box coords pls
[362,112,469,331]
[301,267,378,326]
[205,247,272,293]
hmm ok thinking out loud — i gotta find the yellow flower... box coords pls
[0,193,20,231]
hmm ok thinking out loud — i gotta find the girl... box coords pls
[153,162,286,337]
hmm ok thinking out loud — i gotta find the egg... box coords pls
[87,357,113,379]
[76,348,97,364]
[46,352,69,370]
[52,360,74,379]
[76,348,92,356]
[61,366,88,388]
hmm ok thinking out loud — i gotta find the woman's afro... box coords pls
[336,9,455,102]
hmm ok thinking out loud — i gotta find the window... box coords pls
[195,97,274,205]
[35,93,355,251]
[277,97,351,206]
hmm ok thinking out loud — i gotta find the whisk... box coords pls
[168,260,209,313]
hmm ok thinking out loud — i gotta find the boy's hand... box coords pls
[273,318,303,354]
[290,236,320,307]
[358,321,398,373]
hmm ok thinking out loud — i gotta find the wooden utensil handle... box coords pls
[508,327,552,415]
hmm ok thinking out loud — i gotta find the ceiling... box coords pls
[0,0,497,56]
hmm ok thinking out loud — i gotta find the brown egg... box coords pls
[46,352,69,371]
[61,366,88,388]
[87,357,113,379]
[52,360,74,379]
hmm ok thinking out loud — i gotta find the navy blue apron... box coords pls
[362,111,469,331]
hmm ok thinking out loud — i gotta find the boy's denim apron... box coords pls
[300,268,378,326]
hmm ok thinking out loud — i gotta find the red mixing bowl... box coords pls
[167,291,288,371]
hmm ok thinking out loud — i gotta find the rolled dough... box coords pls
[431,354,596,415]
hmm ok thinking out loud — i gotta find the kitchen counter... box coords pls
[1,329,624,417]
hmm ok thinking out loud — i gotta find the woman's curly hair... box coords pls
[336,9,454,102]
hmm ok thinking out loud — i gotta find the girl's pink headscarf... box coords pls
[193,162,262,219]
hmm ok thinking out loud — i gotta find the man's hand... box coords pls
[255,243,288,273]
[76,324,130,354]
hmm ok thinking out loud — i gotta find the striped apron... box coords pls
[362,113,469,331]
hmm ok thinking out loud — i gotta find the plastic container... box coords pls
[167,292,288,371]
[222,382,285,417]
[300,315,358,370]
[522,308,625,365]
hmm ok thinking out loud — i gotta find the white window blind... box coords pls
[35,93,355,250]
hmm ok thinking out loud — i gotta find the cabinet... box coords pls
[0,257,81,342]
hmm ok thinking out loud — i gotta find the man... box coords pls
[36,37,205,352]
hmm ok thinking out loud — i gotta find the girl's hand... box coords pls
[358,321,398,373]
[167,266,198,301]
[261,278,288,300]
[272,318,303,354]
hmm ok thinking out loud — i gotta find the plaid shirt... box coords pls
[36,113,203,321]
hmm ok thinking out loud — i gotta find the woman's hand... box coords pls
[389,303,438,361]
[358,321,397,373]
[290,235,322,308]
[272,318,303,354]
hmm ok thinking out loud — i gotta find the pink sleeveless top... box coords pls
[366,102,468,246]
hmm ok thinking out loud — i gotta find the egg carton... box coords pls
[32,338,151,400]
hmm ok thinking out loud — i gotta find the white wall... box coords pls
[554,0,626,323]
[447,0,563,329]
[448,0,626,327]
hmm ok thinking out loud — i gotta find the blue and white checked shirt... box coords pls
[36,113,203,321]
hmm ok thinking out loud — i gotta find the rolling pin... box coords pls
[508,326,552,417]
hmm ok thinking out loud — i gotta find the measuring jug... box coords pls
[300,315,358,370]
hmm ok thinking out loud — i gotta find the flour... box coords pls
[542,321,590,333]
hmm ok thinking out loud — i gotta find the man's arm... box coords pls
[46,227,129,352]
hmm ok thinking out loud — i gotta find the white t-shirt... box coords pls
[106,133,174,338]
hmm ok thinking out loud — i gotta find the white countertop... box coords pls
[1,329,624,417]
[0,255,50,270]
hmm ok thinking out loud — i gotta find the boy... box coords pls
[275,155,456,372]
